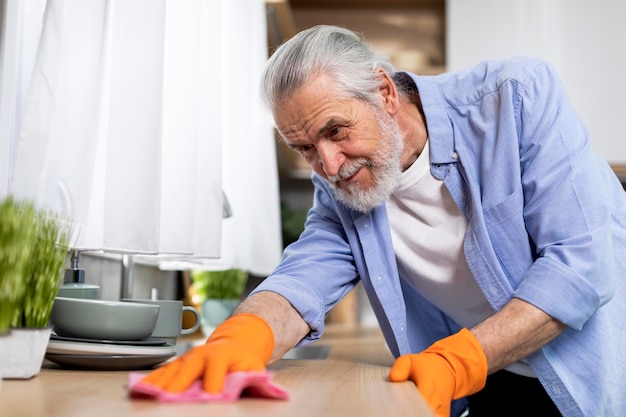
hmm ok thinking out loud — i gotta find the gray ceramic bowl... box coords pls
[56,283,100,299]
[50,297,160,341]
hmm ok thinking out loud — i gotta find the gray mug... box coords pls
[122,299,200,345]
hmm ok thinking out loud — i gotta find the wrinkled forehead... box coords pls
[271,73,343,139]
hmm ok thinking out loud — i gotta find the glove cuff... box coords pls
[430,328,488,399]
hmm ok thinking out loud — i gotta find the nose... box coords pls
[315,140,345,178]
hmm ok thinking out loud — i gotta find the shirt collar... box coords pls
[404,72,457,165]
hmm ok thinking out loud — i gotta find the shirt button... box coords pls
[451,151,459,159]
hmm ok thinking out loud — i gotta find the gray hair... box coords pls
[261,25,395,109]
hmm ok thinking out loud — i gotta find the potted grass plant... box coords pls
[0,198,35,334]
[0,197,72,379]
[0,198,36,381]
[190,268,248,334]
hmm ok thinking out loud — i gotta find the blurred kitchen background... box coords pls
[1,0,625,327]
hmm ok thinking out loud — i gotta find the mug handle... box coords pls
[181,305,201,335]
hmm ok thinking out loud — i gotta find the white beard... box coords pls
[327,109,404,213]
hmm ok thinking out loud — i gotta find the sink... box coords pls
[282,345,330,360]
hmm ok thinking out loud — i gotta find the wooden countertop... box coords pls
[0,325,433,417]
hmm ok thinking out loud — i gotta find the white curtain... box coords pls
[197,0,284,275]
[0,0,282,274]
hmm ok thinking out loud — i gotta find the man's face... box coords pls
[273,73,404,213]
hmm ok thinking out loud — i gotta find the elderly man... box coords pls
[143,25,626,417]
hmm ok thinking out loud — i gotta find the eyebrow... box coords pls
[283,117,342,150]
[316,118,339,138]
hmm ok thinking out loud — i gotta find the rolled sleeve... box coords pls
[513,256,605,330]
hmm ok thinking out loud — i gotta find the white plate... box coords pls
[50,333,167,346]
[47,339,176,356]
[45,353,175,370]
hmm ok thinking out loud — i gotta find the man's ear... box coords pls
[375,68,399,115]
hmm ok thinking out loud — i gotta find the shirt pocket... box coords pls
[482,188,534,280]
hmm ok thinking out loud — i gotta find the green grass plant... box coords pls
[0,197,73,331]
[191,268,247,300]
[0,198,36,334]
[17,211,72,328]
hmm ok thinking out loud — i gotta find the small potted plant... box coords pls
[190,268,247,334]
[0,199,35,332]
[0,198,36,380]
[0,197,72,379]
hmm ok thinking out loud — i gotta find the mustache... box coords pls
[327,158,370,184]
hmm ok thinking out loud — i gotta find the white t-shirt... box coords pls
[386,140,534,377]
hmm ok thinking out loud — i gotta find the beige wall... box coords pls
[292,7,445,75]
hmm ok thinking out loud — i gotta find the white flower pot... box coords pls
[0,332,10,386]
[1,327,52,379]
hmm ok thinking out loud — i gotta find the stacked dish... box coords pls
[46,297,176,370]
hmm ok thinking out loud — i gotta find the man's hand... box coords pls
[388,328,488,417]
[141,313,274,393]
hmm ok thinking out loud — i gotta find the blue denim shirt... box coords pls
[252,56,626,417]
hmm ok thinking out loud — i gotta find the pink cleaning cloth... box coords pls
[128,371,290,402]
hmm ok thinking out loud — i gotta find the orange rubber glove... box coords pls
[388,328,488,417]
[141,313,274,394]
